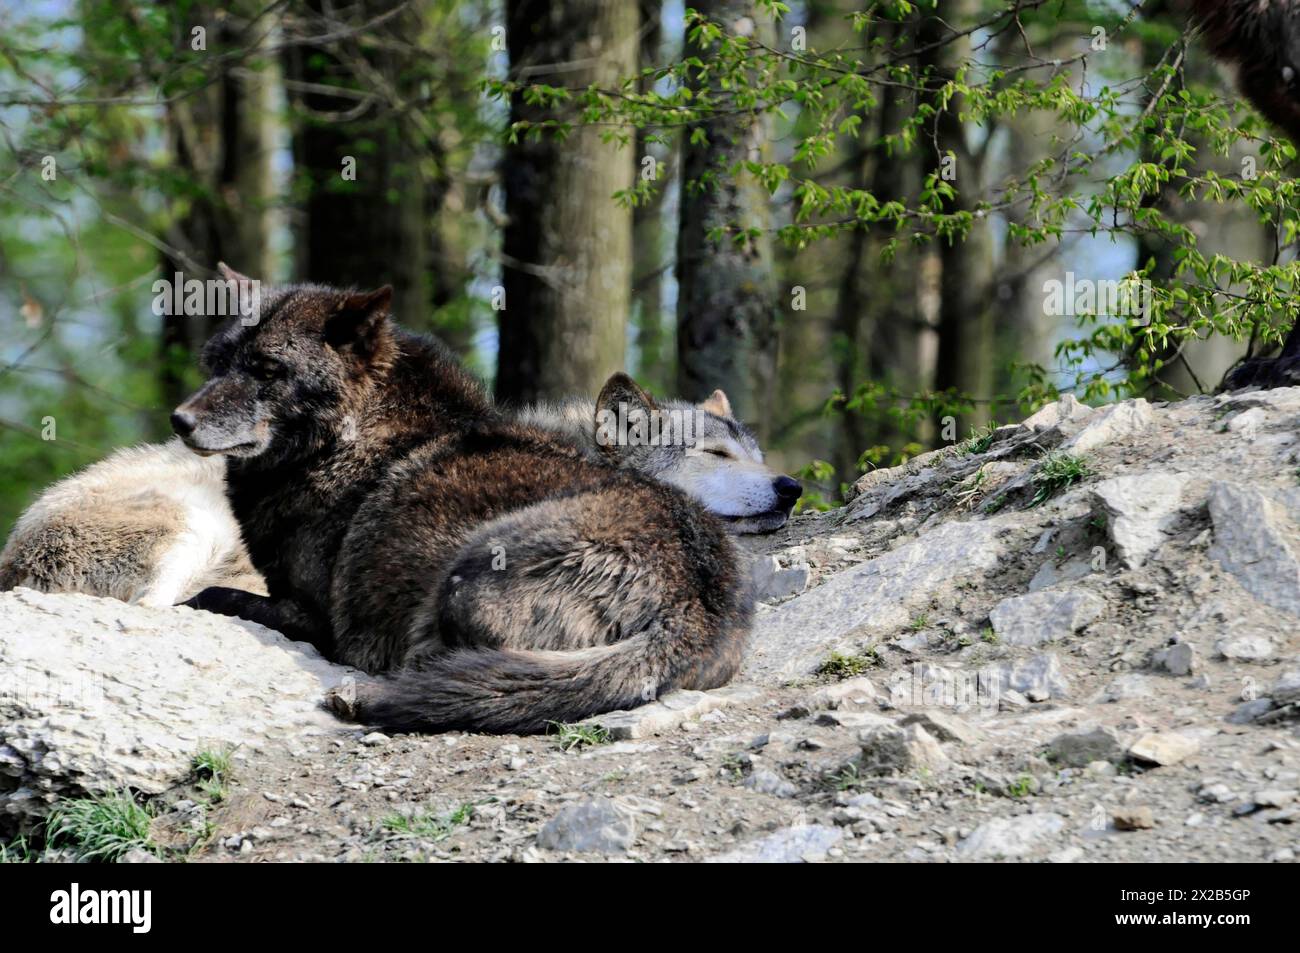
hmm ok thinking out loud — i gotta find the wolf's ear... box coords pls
[216,262,254,284]
[698,388,732,418]
[325,286,392,358]
[596,372,657,417]
[594,373,656,462]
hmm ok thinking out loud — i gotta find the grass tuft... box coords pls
[816,649,878,680]
[548,722,612,752]
[381,802,476,841]
[1029,451,1090,507]
[45,792,154,862]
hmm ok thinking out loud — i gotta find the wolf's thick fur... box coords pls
[173,273,753,734]
[518,375,801,533]
[0,438,264,605]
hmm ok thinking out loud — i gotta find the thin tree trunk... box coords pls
[496,0,636,405]
[675,0,777,437]
[284,0,428,330]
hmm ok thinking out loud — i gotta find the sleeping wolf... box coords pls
[172,271,753,734]
[520,376,801,534]
[0,438,263,605]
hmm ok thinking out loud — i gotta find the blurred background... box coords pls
[0,0,1288,529]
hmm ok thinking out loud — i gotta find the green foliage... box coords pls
[45,791,155,862]
[381,801,477,841]
[1029,451,1091,507]
[816,648,879,680]
[548,721,612,751]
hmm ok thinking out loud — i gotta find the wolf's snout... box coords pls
[170,409,197,438]
[773,475,802,504]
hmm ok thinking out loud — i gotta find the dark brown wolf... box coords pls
[171,268,753,734]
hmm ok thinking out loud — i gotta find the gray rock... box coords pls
[1208,482,1300,617]
[743,768,799,799]
[1100,674,1155,702]
[1028,557,1093,592]
[742,520,1005,684]
[1151,642,1196,676]
[957,813,1066,860]
[0,589,355,827]
[899,711,983,745]
[750,551,810,603]
[1021,394,1095,431]
[584,686,756,740]
[706,824,842,863]
[1046,726,1126,767]
[536,798,636,854]
[1112,806,1155,830]
[1228,698,1275,724]
[1253,789,1297,809]
[1272,669,1300,705]
[857,724,950,776]
[1063,399,1153,453]
[982,653,1071,700]
[1091,473,1193,568]
[989,589,1105,647]
[1215,633,1275,663]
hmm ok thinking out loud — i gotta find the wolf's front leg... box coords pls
[181,586,334,656]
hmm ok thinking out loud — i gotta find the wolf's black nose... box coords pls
[170,410,196,437]
[774,475,802,502]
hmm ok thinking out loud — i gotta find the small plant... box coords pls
[45,792,155,862]
[192,748,234,803]
[908,613,930,632]
[980,627,998,644]
[0,835,36,863]
[382,802,476,841]
[949,466,988,509]
[816,648,878,680]
[984,494,1008,514]
[1029,451,1090,507]
[1006,775,1036,798]
[828,763,865,792]
[959,424,997,456]
[549,721,611,752]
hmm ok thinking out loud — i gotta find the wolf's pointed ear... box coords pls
[325,286,393,358]
[699,388,732,418]
[216,262,254,284]
[594,372,656,462]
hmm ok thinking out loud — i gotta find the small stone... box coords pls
[1046,726,1126,767]
[988,589,1106,648]
[1128,731,1201,766]
[1271,669,1300,705]
[899,711,983,745]
[1064,398,1153,453]
[957,813,1066,860]
[1000,690,1030,711]
[1253,789,1297,809]
[536,798,636,855]
[1112,806,1155,830]
[1022,395,1094,431]
[706,825,842,863]
[750,551,811,603]
[1228,698,1275,724]
[360,732,390,747]
[743,768,799,799]
[1151,642,1196,676]
[1198,783,1235,804]
[857,724,950,776]
[1091,472,1192,568]
[1215,634,1276,663]
[1086,760,1117,778]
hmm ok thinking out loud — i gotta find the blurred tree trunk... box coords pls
[919,1,994,431]
[631,0,673,393]
[160,2,277,409]
[676,0,777,438]
[284,0,428,331]
[497,0,636,405]
[831,21,930,484]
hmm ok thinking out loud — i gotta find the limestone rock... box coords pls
[957,813,1066,860]
[988,589,1105,647]
[585,686,757,740]
[1021,394,1094,431]
[857,724,950,776]
[536,798,636,854]
[1063,399,1153,453]
[1208,482,1300,617]
[750,550,810,603]
[0,589,354,828]
[706,824,842,863]
[1045,726,1125,767]
[1128,731,1201,766]
[1091,472,1193,568]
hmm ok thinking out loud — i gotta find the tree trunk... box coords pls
[919,1,994,431]
[496,0,636,406]
[284,0,428,330]
[675,0,777,437]
[160,2,277,409]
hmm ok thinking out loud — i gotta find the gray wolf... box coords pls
[518,374,801,533]
[0,438,264,605]
[172,269,753,734]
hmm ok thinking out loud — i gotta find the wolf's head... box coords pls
[171,265,394,464]
[594,373,801,533]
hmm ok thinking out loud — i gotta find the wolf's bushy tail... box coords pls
[348,626,715,735]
